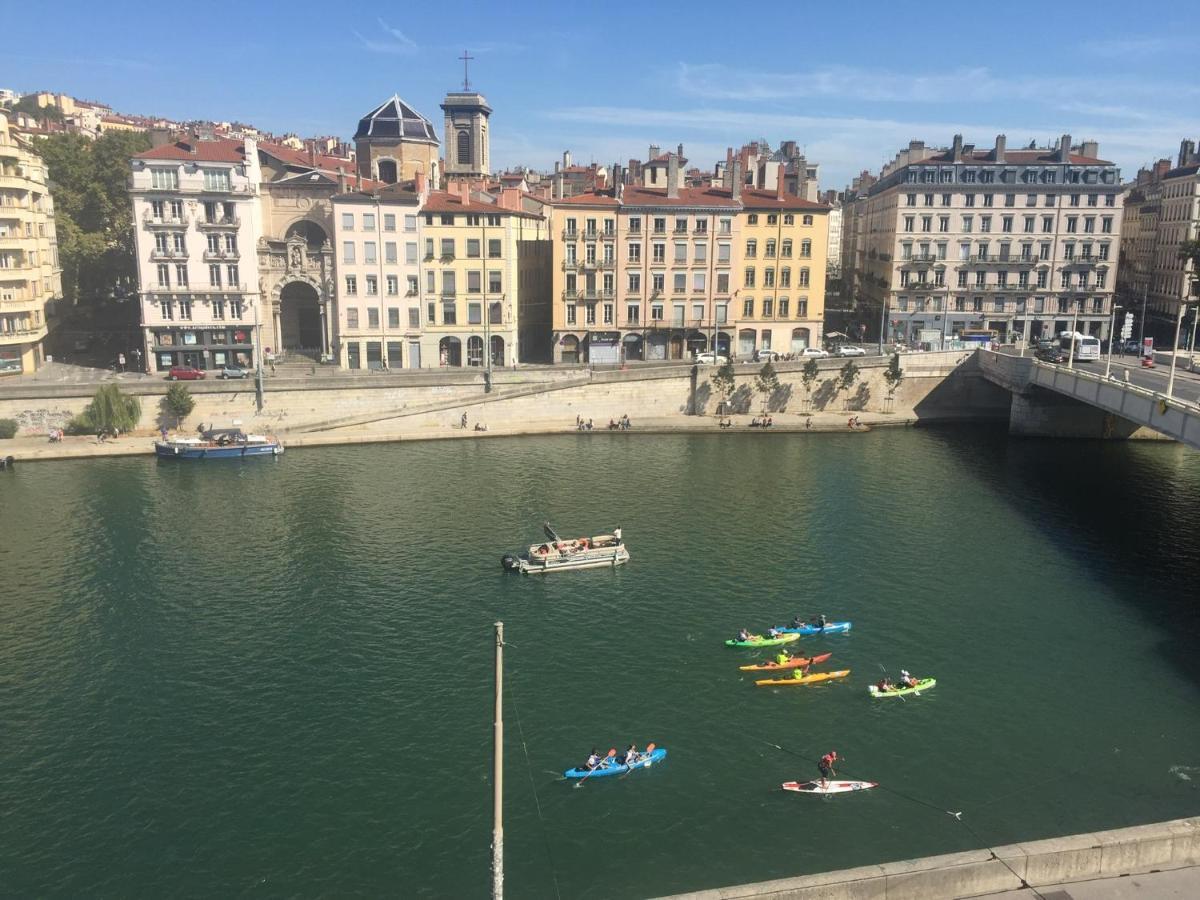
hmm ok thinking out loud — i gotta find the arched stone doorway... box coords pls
[439,336,462,367]
[791,327,811,353]
[466,335,484,367]
[285,220,327,250]
[490,336,505,368]
[280,281,323,352]
[560,334,580,364]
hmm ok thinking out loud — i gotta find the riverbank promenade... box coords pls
[0,409,902,462]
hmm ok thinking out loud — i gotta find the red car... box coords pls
[166,366,206,381]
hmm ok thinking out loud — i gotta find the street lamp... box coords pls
[1166,301,1195,400]
[1104,303,1122,379]
[1067,302,1079,371]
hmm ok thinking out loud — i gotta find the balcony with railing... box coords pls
[581,228,599,240]
[142,211,190,229]
[561,259,581,271]
[197,215,241,229]
[150,249,189,261]
[203,249,240,262]
[561,228,578,241]
[964,254,1038,267]
[600,229,616,240]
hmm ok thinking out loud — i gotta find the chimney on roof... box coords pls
[907,140,925,160]
[732,160,743,202]
[500,187,521,211]
[649,144,660,160]
[667,153,679,199]
[1179,139,1196,167]
[677,142,684,158]
[337,166,347,193]
[554,160,561,174]
[415,169,427,199]
[615,163,624,201]
[951,134,963,163]
[1058,134,1072,162]
[563,150,571,168]
[309,144,317,165]
[355,171,362,190]
[776,162,786,200]
[1080,140,1098,160]
[993,134,1006,163]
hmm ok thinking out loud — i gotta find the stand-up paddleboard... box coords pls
[782,780,877,794]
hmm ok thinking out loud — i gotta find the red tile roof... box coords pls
[422,190,540,219]
[739,189,830,211]
[135,138,245,163]
[550,190,620,208]
[621,186,739,208]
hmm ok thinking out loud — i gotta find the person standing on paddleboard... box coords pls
[818,750,837,788]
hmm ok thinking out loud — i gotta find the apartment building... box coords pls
[738,184,830,357]
[549,153,741,363]
[0,109,61,373]
[843,134,1124,346]
[331,180,424,369]
[1118,141,1200,344]
[130,137,264,373]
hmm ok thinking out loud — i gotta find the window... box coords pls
[363,213,376,230]
[718,242,731,262]
[467,239,481,258]
[652,243,666,263]
[763,269,775,288]
[440,239,455,258]
[442,272,456,295]
[1099,243,1110,260]
[151,168,178,190]
[488,239,502,258]
[586,304,596,325]
[652,273,664,293]
[962,215,973,233]
[780,268,791,287]
[654,217,666,233]
[1066,217,1078,233]
[628,272,641,293]
[468,271,482,293]
[565,304,577,325]
[346,308,359,328]
[921,216,932,232]
[1004,194,1015,207]
[904,216,915,232]
[175,264,188,286]
[692,272,706,293]
[488,271,502,293]
[1002,216,1013,233]
[765,240,776,258]
[345,275,357,295]
[442,300,457,325]
[387,275,399,296]
[366,276,378,296]
[673,273,686,293]
[409,308,420,328]
[939,216,950,233]
[717,273,729,293]
[468,303,482,325]
[628,217,642,234]
[226,264,238,286]
[798,268,810,288]
[802,215,813,225]
[440,215,454,226]
[224,234,237,253]
[762,298,774,318]
[343,241,355,264]
[965,194,976,207]
[156,263,170,287]
[384,242,397,264]
[1042,216,1054,233]
[212,299,225,320]
[744,268,756,287]
[603,303,614,324]
[766,214,778,225]
[365,307,379,329]
[209,264,221,287]
[202,168,231,191]
[364,241,377,264]
[747,214,758,225]
[1084,217,1095,234]
[675,243,688,263]
[407,276,418,296]
[1101,217,1113,233]
[745,239,757,258]
[159,300,173,320]
[981,216,992,233]
[651,303,663,320]
[628,242,641,262]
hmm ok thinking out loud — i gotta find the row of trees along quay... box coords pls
[33,383,197,437]
[710,354,905,415]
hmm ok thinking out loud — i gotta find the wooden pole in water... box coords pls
[492,621,504,900]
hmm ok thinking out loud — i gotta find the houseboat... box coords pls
[155,428,284,460]
[502,523,629,574]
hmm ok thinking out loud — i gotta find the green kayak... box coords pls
[724,633,801,648]
[869,678,936,698]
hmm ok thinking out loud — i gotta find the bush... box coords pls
[164,383,195,427]
[0,419,17,440]
[68,384,142,435]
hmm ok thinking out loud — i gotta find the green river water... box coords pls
[1,427,1199,898]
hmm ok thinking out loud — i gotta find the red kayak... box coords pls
[738,651,832,672]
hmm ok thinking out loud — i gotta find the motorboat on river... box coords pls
[155,428,284,460]
[502,522,629,574]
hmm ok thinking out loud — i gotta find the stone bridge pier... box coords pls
[1009,387,1166,440]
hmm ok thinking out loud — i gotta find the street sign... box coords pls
[1121,312,1134,339]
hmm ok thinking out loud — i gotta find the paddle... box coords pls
[619,742,656,780]
[575,748,617,789]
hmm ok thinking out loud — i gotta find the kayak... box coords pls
[783,780,877,794]
[563,747,668,779]
[869,678,936,698]
[775,622,852,635]
[755,668,850,687]
[739,651,832,672]
[725,633,801,649]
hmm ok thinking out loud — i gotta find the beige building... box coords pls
[0,109,61,374]
[843,134,1124,347]
[354,95,439,186]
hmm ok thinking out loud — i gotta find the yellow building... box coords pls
[419,188,550,367]
[736,188,830,356]
[0,109,61,374]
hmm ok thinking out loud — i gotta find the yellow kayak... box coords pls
[755,669,850,687]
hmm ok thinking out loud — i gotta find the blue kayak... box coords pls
[564,747,668,779]
[775,621,852,635]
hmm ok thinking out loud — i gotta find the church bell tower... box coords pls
[441,51,492,181]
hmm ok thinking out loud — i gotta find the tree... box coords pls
[10,95,64,125]
[67,384,142,435]
[164,383,195,429]
[36,130,152,305]
[882,353,903,409]
[710,359,736,415]
[800,358,820,410]
[754,360,780,413]
[837,360,860,410]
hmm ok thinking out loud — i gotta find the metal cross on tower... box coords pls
[459,50,474,91]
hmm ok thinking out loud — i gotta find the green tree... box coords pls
[710,358,736,415]
[754,360,780,413]
[0,419,18,440]
[36,130,152,305]
[882,353,903,407]
[838,360,861,410]
[67,384,142,435]
[10,96,64,124]
[164,383,195,428]
[800,358,820,410]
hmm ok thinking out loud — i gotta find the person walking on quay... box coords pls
[117,352,126,373]
[461,412,468,430]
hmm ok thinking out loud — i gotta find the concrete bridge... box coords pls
[977,349,1200,450]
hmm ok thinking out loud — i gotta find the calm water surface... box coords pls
[1,429,1199,898]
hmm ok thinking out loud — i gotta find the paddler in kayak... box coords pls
[767,626,782,638]
[736,628,752,642]
[811,613,828,630]
[774,649,792,666]
[899,669,918,688]
[790,663,812,680]
[584,749,604,771]
[818,750,838,788]
[623,744,642,766]
[876,676,894,692]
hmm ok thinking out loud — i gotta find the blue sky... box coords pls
[3,0,1198,188]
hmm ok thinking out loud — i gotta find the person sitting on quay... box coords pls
[763,415,774,428]
[474,422,488,432]
[750,417,761,427]
[608,418,618,430]
[586,419,594,431]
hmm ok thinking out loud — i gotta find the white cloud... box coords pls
[353,18,419,55]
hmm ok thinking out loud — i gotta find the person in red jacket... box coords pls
[818,750,838,788]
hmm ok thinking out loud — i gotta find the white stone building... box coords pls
[130,137,264,373]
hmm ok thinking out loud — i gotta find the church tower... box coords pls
[353,95,439,185]
[441,52,491,181]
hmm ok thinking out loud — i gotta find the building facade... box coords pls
[130,137,265,373]
[843,134,1124,347]
[353,95,439,186]
[0,109,61,373]
[441,91,491,181]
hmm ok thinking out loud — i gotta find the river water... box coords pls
[2,428,1199,898]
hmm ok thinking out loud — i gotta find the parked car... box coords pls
[1122,339,1142,354]
[694,352,728,365]
[217,365,249,379]
[1034,346,1067,364]
[800,347,829,358]
[754,349,781,362]
[166,366,206,381]
[836,345,867,357]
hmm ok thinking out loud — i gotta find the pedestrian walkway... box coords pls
[974,864,1200,898]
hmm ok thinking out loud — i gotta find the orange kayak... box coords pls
[739,652,832,672]
[755,669,850,687]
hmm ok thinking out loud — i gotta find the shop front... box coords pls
[585,331,621,365]
[150,327,254,372]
